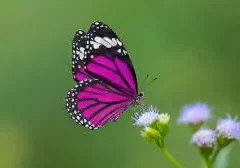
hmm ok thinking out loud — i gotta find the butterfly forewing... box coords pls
[72,30,95,82]
[72,21,138,95]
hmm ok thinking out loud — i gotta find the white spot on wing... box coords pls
[91,41,101,49]
[94,36,111,48]
[79,53,84,60]
[111,38,118,46]
[116,39,122,46]
[80,47,85,54]
[76,49,84,60]
[104,37,117,47]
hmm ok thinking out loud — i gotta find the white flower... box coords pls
[217,114,240,141]
[191,129,217,148]
[178,102,212,125]
[158,113,170,124]
[132,106,159,127]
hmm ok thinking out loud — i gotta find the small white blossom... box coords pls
[158,113,170,124]
[132,106,159,127]
[178,102,212,125]
[217,114,240,141]
[191,129,217,148]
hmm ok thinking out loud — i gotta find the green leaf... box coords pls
[213,145,232,168]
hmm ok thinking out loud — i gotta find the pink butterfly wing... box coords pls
[66,79,130,129]
[72,21,138,96]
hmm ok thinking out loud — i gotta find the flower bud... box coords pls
[141,127,161,143]
[156,113,170,137]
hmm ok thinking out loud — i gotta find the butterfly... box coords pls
[66,21,144,130]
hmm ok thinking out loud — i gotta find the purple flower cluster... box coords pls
[217,114,240,141]
[178,102,212,125]
[191,129,217,147]
[178,102,240,147]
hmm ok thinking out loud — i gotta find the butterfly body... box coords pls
[66,21,142,130]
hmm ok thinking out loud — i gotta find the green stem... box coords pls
[199,149,213,168]
[200,154,209,168]
[161,147,185,168]
[211,147,221,164]
[206,160,213,168]
[156,141,185,168]
[206,143,225,168]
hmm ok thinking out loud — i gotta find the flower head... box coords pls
[133,106,171,144]
[191,129,217,148]
[141,127,161,143]
[158,113,170,125]
[156,113,170,137]
[132,106,159,127]
[217,114,240,142]
[178,102,212,125]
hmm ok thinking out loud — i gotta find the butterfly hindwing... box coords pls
[66,79,131,129]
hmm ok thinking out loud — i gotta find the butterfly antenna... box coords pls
[143,74,149,82]
[148,77,157,86]
[142,77,157,91]
[139,74,149,91]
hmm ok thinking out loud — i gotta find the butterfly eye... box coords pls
[139,92,144,97]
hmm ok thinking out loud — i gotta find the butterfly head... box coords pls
[139,92,144,98]
[132,92,144,105]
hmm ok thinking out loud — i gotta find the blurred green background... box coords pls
[0,0,240,167]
